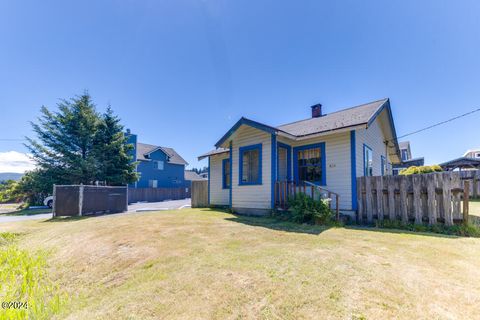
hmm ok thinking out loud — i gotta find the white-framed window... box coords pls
[154,160,164,170]
[364,145,373,176]
[149,180,158,188]
[476,152,480,159]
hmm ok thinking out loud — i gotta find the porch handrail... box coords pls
[303,181,339,198]
[304,181,340,221]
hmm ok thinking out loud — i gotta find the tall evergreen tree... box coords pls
[94,106,138,185]
[26,93,99,184]
[25,92,138,192]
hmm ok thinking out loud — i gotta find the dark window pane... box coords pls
[242,149,260,183]
[297,147,322,183]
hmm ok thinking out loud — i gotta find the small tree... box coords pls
[12,170,58,205]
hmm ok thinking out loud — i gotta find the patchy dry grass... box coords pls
[1,208,480,319]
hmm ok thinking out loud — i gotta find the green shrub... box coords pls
[280,193,335,224]
[399,165,443,176]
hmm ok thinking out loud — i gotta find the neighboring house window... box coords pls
[364,145,373,176]
[222,159,231,189]
[401,149,409,161]
[381,156,386,176]
[154,160,164,170]
[149,180,158,188]
[239,144,262,185]
[295,145,324,184]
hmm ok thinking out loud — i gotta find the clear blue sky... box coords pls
[1,0,479,171]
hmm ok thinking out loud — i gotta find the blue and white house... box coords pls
[126,131,189,188]
[199,98,402,215]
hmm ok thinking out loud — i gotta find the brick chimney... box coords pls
[311,104,322,118]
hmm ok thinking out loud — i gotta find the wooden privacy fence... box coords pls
[357,172,470,226]
[459,170,480,199]
[274,181,340,220]
[53,185,128,217]
[191,180,208,208]
[128,187,190,203]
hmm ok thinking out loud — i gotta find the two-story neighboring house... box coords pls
[126,130,189,188]
[392,141,425,175]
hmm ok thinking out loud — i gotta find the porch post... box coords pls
[271,134,277,209]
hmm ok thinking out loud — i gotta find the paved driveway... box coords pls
[127,198,191,212]
[0,213,53,223]
[0,198,191,223]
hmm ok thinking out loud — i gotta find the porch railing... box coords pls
[274,180,340,220]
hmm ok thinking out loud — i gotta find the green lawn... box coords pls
[1,208,480,319]
[0,203,51,216]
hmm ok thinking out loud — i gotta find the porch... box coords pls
[274,180,340,220]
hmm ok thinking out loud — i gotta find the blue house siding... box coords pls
[126,132,188,189]
[135,149,186,188]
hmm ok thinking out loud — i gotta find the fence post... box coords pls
[400,177,408,225]
[443,173,453,226]
[78,184,84,216]
[365,177,373,223]
[413,175,422,224]
[427,174,437,225]
[387,176,395,221]
[376,176,384,221]
[463,180,470,225]
[474,173,479,199]
[125,186,129,211]
[52,184,56,218]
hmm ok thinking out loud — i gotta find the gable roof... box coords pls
[198,148,229,161]
[277,98,389,137]
[214,98,398,150]
[136,142,188,165]
[184,170,205,181]
[440,157,480,170]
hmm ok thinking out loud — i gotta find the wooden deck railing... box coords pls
[274,181,340,220]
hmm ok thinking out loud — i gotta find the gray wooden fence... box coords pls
[357,172,470,226]
[459,170,480,199]
[128,187,190,203]
[53,185,128,217]
[191,180,208,208]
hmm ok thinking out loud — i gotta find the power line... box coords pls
[391,107,480,142]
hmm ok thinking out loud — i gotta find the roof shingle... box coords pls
[277,99,388,137]
[136,143,188,165]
